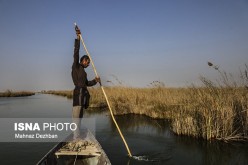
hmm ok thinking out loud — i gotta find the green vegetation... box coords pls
[0,90,35,97]
[44,65,248,142]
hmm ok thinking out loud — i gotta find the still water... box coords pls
[0,94,247,165]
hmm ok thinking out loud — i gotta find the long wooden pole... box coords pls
[75,23,132,157]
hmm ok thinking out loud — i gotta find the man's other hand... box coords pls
[95,77,101,83]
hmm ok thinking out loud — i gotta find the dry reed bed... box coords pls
[44,65,248,141]
[44,85,247,142]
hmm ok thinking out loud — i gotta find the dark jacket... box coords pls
[71,39,96,107]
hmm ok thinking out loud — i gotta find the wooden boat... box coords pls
[37,129,111,165]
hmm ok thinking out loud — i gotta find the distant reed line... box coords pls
[0,90,35,97]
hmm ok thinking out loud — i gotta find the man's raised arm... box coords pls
[73,28,81,67]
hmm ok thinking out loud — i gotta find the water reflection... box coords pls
[171,134,248,165]
[111,114,172,137]
[93,113,248,165]
[202,141,248,165]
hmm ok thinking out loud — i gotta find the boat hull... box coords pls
[37,129,111,165]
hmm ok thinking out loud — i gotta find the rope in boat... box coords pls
[60,140,94,165]
[74,23,132,157]
[63,140,94,151]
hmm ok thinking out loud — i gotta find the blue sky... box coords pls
[0,0,248,91]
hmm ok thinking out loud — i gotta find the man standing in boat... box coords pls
[72,27,100,139]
